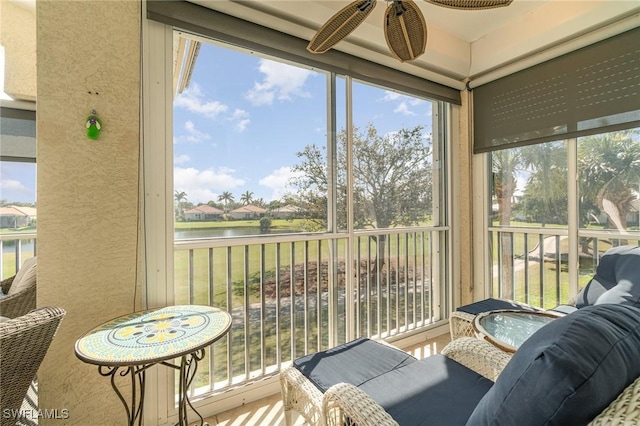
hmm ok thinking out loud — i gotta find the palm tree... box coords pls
[578,130,640,245]
[240,190,254,205]
[492,149,522,300]
[174,190,188,220]
[519,142,568,226]
[217,191,234,213]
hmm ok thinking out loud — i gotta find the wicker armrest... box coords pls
[441,337,512,381]
[323,382,398,426]
[588,376,640,425]
[1,275,15,294]
[0,307,66,416]
[0,283,36,319]
[280,365,325,426]
[449,310,476,340]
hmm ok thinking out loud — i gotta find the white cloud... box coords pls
[174,154,190,164]
[245,83,274,106]
[229,109,250,132]
[383,91,402,101]
[394,102,417,116]
[0,179,28,192]
[174,83,228,118]
[245,59,312,106]
[383,91,428,116]
[259,166,303,201]
[174,120,211,144]
[175,167,246,204]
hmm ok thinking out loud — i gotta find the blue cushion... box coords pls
[466,304,640,426]
[576,245,640,308]
[457,298,540,315]
[361,355,493,426]
[293,337,416,392]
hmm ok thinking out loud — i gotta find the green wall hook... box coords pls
[86,110,102,140]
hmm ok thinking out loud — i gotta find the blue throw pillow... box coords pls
[466,304,640,426]
[575,245,640,308]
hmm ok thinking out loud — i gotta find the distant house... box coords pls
[0,206,37,228]
[270,204,304,219]
[184,205,224,222]
[229,204,266,220]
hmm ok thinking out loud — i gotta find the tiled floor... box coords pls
[205,333,452,426]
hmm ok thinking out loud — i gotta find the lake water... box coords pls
[2,239,35,254]
[1,227,300,254]
[174,227,300,240]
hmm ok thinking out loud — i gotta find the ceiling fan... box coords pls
[307,0,513,62]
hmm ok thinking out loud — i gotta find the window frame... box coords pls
[143,14,454,425]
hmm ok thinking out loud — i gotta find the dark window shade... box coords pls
[1,107,36,162]
[473,27,640,154]
[146,0,461,105]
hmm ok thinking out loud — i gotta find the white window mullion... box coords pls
[345,75,356,343]
[142,17,175,426]
[325,73,338,347]
[567,138,579,299]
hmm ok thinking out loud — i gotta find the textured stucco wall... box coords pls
[36,1,141,424]
[1,0,37,100]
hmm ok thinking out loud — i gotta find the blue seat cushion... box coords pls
[361,355,494,426]
[293,337,416,392]
[466,304,640,426]
[576,245,640,308]
[457,298,541,315]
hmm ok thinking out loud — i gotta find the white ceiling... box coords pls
[191,1,640,89]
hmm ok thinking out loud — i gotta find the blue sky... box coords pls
[172,41,434,205]
[0,39,433,206]
[0,162,36,203]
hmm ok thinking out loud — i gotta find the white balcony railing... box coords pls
[489,227,639,309]
[173,227,446,397]
[0,232,36,280]
[7,228,634,400]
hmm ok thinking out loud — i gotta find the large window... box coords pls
[351,81,436,231]
[145,25,451,414]
[0,107,37,279]
[479,28,639,307]
[488,129,640,306]
[173,42,329,238]
[171,35,449,327]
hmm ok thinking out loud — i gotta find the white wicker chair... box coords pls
[280,337,510,426]
[282,333,640,426]
[320,367,640,426]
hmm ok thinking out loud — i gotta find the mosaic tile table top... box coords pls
[75,305,232,366]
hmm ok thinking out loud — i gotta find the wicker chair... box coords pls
[320,374,640,426]
[0,257,37,319]
[0,306,66,426]
[282,305,640,426]
[281,337,510,426]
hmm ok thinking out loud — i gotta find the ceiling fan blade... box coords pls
[307,0,377,54]
[384,0,427,62]
[424,0,513,10]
